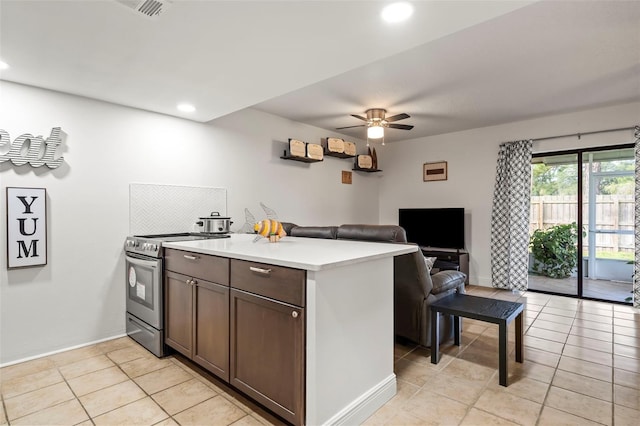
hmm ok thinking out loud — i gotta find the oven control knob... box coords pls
[151,244,158,251]
[142,243,149,250]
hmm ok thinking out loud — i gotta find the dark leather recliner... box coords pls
[280,222,466,347]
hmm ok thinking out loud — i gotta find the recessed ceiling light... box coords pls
[381,2,414,23]
[0,60,9,70]
[177,103,196,113]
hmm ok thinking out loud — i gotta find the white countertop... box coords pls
[163,233,418,271]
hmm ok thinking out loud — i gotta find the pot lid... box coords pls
[199,211,231,220]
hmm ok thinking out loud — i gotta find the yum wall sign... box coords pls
[0,127,65,169]
[6,187,47,268]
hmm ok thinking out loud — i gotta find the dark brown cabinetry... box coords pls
[164,251,306,425]
[421,248,470,285]
[231,289,305,425]
[164,249,230,381]
[194,281,229,380]
[230,259,306,425]
[165,270,194,356]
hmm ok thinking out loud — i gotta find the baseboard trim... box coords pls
[323,374,396,426]
[0,333,127,368]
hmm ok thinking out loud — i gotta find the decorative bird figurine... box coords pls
[253,219,287,242]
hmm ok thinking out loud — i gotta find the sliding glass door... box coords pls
[528,146,634,304]
[529,153,579,296]
[582,148,634,302]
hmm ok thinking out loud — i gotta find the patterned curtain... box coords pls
[491,140,533,291]
[634,127,640,308]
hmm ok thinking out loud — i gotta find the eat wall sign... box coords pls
[6,187,47,269]
[0,127,65,169]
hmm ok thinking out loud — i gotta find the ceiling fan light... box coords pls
[368,125,384,139]
[381,2,414,23]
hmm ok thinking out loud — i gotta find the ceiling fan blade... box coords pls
[336,125,366,130]
[388,123,414,130]
[385,113,410,122]
[350,114,368,122]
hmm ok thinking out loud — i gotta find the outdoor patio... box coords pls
[528,274,633,303]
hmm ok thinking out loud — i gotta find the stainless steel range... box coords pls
[124,232,230,357]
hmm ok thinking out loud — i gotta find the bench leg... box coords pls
[499,321,508,386]
[431,309,440,364]
[515,312,523,363]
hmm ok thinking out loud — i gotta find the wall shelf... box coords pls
[324,150,356,159]
[280,155,323,163]
[352,167,382,173]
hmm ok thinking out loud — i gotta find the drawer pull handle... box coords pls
[249,266,272,275]
[291,311,299,318]
[183,255,199,260]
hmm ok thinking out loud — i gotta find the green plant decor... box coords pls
[530,223,580,279]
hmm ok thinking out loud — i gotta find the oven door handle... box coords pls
[126,256,158,269]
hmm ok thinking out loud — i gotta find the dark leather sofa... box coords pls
[281,223,466,347]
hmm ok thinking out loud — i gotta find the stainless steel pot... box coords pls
[195,212,233,233]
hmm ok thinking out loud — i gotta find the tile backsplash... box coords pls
[129,183,227,235]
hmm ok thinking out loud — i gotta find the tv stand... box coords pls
[421,247,469,285]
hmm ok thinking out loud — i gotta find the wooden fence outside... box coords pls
[530,195,634,253]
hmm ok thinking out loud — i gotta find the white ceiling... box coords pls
[1,1,639,143]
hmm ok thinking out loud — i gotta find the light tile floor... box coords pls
[1,285,638,425]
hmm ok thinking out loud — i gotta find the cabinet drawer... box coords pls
[230,259,305,307]
[165,248,229,285]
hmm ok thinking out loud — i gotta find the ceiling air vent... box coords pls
[114,0,172,19]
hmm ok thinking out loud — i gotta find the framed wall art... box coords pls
[423,161,448,182]
[6,187,47,268]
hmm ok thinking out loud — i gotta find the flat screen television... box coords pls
[399,208,465,250]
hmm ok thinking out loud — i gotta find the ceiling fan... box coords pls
[336,108,414,140]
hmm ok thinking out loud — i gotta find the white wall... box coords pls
[0,81,379,364]
[379,102,640,286]
[3,79,637,364]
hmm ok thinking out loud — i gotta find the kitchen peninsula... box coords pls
[163,234,417,426]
